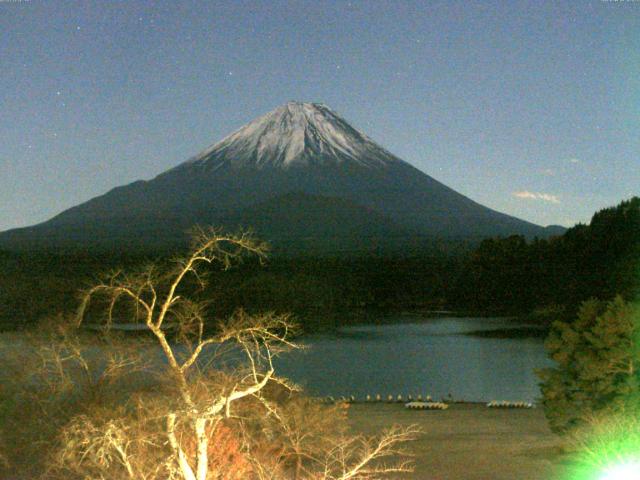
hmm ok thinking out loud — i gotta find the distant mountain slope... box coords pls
[0,102,562,252]
[220,192,415,254]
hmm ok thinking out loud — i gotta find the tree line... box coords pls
[1,197,637,330]
[451,196,639,321]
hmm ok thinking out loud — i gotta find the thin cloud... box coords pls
[568,158,580,164]
[541,168,555,176]
[513,191,560,204]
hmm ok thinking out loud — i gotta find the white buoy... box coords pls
[404,401,449,410]
[486,400,534,409]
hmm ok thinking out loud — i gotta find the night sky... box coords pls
[1,0,638,232]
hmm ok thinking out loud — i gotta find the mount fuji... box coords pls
[0,102,562,252]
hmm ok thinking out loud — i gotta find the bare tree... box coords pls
[72,228,297,480]
[2,228,418,480]
[318,425,420,480]
[0,315,153,479]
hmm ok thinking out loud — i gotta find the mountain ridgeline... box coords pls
[0,102,560,253]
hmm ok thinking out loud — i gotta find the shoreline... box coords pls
[346,403,568,480]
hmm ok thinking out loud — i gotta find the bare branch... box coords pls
[6,228,418,480]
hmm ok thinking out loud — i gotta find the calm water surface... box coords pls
[1,316,551,403]
[274,316,552,403]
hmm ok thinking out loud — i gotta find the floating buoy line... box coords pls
[405,401,449,410]
[321,395,535,409]
[485,400,533,409]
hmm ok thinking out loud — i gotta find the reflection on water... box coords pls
[274,316,552,403]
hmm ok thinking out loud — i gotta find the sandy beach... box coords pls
[347,403,569,480]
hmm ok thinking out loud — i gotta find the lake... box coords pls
[0,315,553,404]
[274,316,553,403]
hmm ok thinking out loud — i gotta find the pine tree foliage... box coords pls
[538,296,640,433]
[453,196,640,315]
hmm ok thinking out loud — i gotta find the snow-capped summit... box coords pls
[185,101,398,170]
[0,101,561,251]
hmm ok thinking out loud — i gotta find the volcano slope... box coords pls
[0,102,558,253]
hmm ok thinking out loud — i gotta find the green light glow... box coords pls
[560,406,640,480]
[599,461,640,480]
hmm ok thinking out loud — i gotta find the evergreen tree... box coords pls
[452,196,640,316]
[537,296,640,433]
